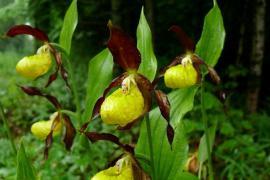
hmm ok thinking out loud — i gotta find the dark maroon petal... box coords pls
[19,85,62,109]
[45,45,69,88]
[166,124,175,146]
[63,115,76,150]
[44,95,62,109]
[208,66,221,84]
[135,74,153,113]
[169,25,195,51]
[44,131,53,160]
[107,21,141,71]
[19,86,43,96]
[43,113,62,159]
[6,25,49,42]
[154,90,175,145]
[84,132,134,154]
[80,73,127,132]
[191,54,205,66]
[193,63,202,84]
[154,90,170,120]
[45,72,58,87]
[192,55,220,84]
[60,65,71,89]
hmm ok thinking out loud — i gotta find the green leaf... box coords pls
[195,0,225,67]
[16,142,36,180]
[169,87,198,124]
[82,48,113,122]
[59,0,78,54]
[135,89,196,180]
[174,172,199,180]
[137,7,157,81]
[135,87,197,180]
[198,124,217,164]
[136,113,188,180]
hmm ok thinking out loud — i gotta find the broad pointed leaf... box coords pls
[137,7,157,81]
[195,0,225,67]
[135,112,189,180]
[59,0,78,54]
[16,142,37,180]
[135,88,196,179]
[82,49,113,123]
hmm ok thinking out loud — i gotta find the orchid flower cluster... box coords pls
[5,19,220,179]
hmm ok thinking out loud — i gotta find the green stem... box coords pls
[66,58,82,125]
[60,109,77,119]
[201,81,214,180]
[0,102,17,155]
[145,113,156,180]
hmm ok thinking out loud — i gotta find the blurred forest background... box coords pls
[0,0,270,179]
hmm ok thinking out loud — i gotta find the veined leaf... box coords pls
[135,87,196,179]
[82,49,113,122]
[174,172,199,180]
[195,0,225,67]
[137,7,157,81]
[135,112,188,180]
[16,142,36,180]
[59,0,78,54]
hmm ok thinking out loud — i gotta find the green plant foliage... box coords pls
[169,87,198,124]
[82,49,113,122]
[59,0,78,54]
[136,0,225,179]
[195,0,225,67]
[175,172,199,180]
[136,113,188,180]
[137,7,157,81]
[198,124,217,164]
[16,141,36,180]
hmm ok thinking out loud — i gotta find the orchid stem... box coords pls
[65,55,82,125]
[60,109,77,119]
[201,81,214,180]
[145,113,156,180]
[0,102,17,155]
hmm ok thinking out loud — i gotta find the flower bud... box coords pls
[100,83,144,127]
[31,112,62,140]
[184,152,199,174]
[91,155,134,180]
[16,45,52,79]
[164,63,198,89]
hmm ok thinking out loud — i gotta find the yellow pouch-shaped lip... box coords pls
[31,112,62,140]
[100,84,144,127]
[91,155,134,180]
[16,52,52,80]
[91,166,133,180]
[164,63,198,89]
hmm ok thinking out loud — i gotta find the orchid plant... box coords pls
[3,0,225,179]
